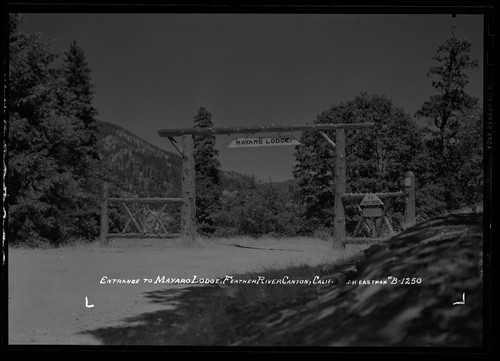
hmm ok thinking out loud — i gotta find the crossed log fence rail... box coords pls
[99,182,182,244]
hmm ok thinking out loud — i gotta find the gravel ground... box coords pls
[8,237,362,345]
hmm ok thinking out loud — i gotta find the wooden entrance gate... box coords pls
[157,122,383,244]
[99,120,416,247]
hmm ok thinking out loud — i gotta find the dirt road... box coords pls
[8,237,360,345]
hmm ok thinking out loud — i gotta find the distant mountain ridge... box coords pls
[96,121,292,198]
[97,121,182,197]
[270,178,299,192]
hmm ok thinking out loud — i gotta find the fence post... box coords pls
[100,182,109,246]
[180,134,197,242]
[333,128,346,247]
[404,171,416,229]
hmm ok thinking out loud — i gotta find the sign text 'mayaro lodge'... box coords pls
[228,137,301,148]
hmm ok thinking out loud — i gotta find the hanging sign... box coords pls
[228,137,301,148]
[363,207,383,218]
[360,193,384,218]
[360,193,384,207]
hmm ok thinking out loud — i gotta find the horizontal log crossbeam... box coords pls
[342,191,404,201]
[108,233,180,239]
[108,197,182,203]
[345,237,390,244]
[158,122,374,137]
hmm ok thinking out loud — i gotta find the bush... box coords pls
[212,183,304,238]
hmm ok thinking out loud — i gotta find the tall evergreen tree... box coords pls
[60,40,102,239]
[8,16,101,245]
[193,107,222,235]
[62,40,99,157]
[415,33,482,213]
[9,14,65,245]
[416,34,478,149]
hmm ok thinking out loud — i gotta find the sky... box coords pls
[17,12,484,182]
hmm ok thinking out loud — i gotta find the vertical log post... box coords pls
[404,171,416,229]
[333,128,346,247]
[181,134,197,242]
[99,182,109,246]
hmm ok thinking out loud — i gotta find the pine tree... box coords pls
[193,107,222,235]
[415,32,482,213]
[9,14,65,245]
[8,17,101,245]
[60,40,102,239]
[62,40,99,157]
[416,34,478,150]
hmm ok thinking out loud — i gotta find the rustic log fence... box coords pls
[99,121,415,247]
[99,182,183,245]
[342,171,416,245]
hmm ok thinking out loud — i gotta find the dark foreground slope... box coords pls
[234,213,484,347]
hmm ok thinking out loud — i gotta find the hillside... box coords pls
[270,178,299,192]
[220,170,259,192]
[96,121,281,197]
[97,121,182,198]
